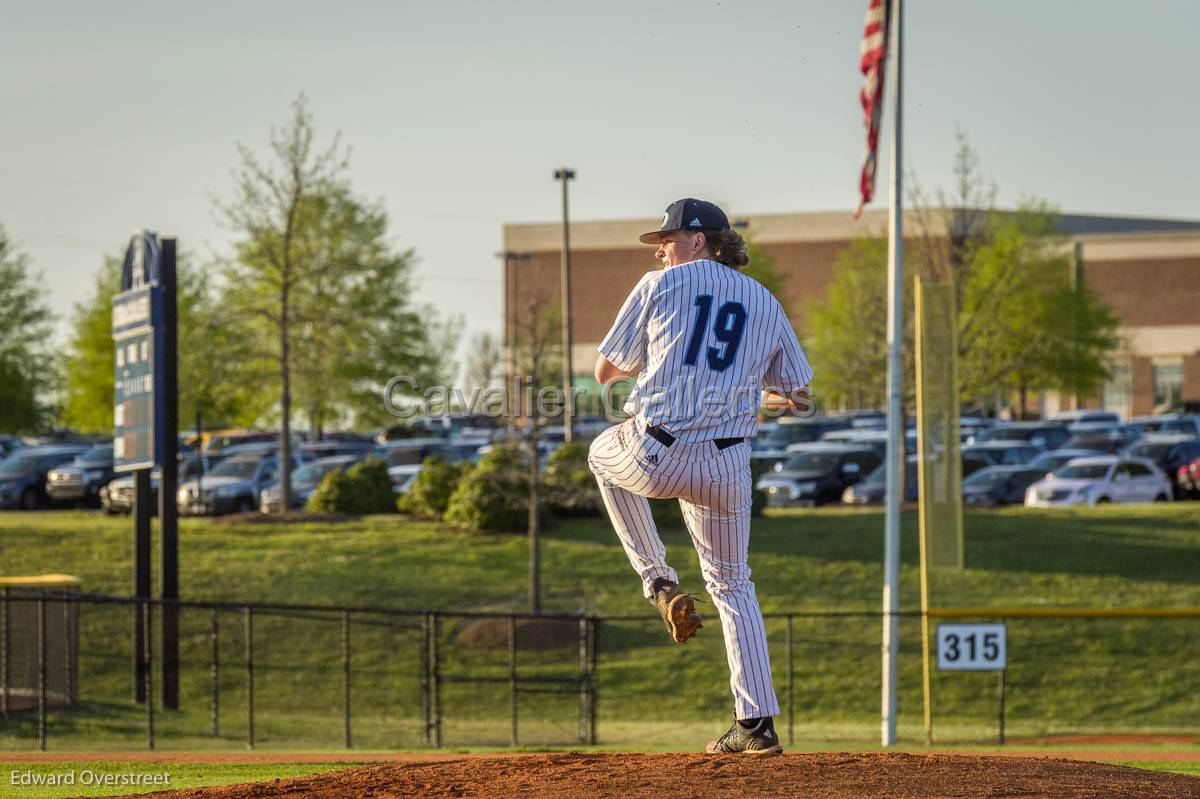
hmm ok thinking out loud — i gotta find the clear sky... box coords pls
[3,1,1197,361]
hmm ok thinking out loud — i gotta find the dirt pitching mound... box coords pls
[455,617,580,651]
[130,752,1200,799]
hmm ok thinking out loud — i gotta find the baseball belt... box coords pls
[645,425,745,451]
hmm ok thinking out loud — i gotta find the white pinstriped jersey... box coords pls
[598,258,813,443]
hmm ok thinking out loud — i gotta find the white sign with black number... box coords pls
[936,623,1006,671]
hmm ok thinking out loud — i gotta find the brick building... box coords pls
[502,210,1200,418]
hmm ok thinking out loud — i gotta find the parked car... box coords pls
[0,435,25,462]
[960,441,1044,467]
[842,457,918,505]
[962,466,1048,508]
[1046,410,1122,426]
[1024,448,1109,477]
[0,445,92,510]
[1129,414,1200,436]
[378,438,461,467]
[1060,435,1131,455]
[1065,422,1143,449]
[388,464,423,494]
[815,429,918,459]
[102,470,161,515]
[177,453,298,516]
[201,429,281,456]
[841,453,991,505]
[959,417,998,443]
[299,441,377,461]
[45,444,116,507]
[1120,435,1200,499]
[757,417,853,455]
[757,444,881,507]
[259,455,364,513]
[101,457,209,515]
[1024,456,1172,507]
[437,437,490,464]
[973,423,1072,450]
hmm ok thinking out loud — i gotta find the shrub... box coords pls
[444,444,531,532]
[307,457,396,515]
[542,442,602,517]
[397,456,467,519]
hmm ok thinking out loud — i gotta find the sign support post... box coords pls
[113,230,179,708]
[133,469,151,702]
[158,238,179,710]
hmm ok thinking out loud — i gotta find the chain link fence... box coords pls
[1,591,1196,750]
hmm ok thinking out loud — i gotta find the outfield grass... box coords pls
[0,504,1198,750]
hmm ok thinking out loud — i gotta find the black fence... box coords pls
[1,590,907,751]
[3,590,1195,750]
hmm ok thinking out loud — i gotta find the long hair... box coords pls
[705,229,749,269]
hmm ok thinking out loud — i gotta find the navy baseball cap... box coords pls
[639,198,730,244]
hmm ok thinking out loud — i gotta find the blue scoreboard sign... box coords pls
[112,232,166,472]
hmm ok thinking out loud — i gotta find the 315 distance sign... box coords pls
[936,623,1007,671]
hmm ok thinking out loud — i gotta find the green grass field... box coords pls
[0,504,1198,752]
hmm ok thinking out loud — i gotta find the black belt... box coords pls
[646,425,745,451]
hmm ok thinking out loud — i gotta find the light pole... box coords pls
[497,250,531,428]
[554,167,576,444]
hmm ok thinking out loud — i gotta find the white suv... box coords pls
[1025,456,1172,507]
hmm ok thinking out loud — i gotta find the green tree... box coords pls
[61,252,269,435]
[0,226,55,432]
[221,95,454,508]
[806,135,1119,416]
[288,187,459,434]
[804,235,916,409]
[965,207,1118,415]
[60,257,121,433]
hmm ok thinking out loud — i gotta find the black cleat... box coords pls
[705,716,784,754]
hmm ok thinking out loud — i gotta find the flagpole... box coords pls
[881,0,904,748]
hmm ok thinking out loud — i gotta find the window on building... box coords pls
[1153,363,1183,411]
[1102,362,1131,418]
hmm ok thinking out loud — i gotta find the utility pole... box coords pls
[554,168,576,444]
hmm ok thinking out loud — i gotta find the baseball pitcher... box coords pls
[588,197,812,754]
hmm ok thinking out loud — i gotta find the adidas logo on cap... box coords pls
[689,217,702,227]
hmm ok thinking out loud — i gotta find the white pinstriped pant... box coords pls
[587,418,780,720]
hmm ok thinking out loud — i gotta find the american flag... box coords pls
[856,0,891,218]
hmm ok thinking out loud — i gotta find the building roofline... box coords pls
[503,208,1200,254]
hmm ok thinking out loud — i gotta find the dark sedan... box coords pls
[973,423,1072,450]
[756,445,881,507]
[843,453,991,505]
[0,445,92,510]
[1121,436,1200,499]
[259,455,363,513]
[755,418,853,455]
[46,444,116,507]
[843,458,918,505]
[962,466,1047,507]
[960,442,1044,467]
